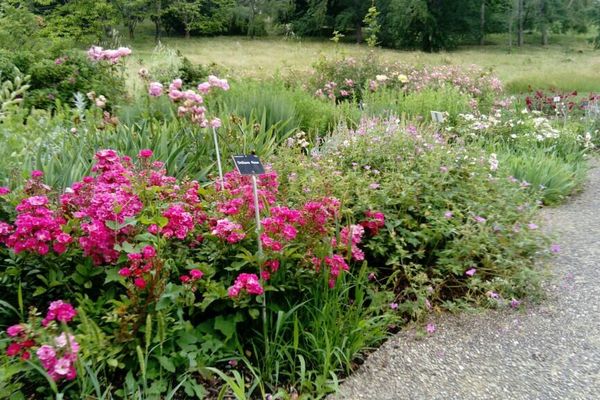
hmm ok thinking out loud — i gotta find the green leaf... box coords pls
[158,356,176,373]
[104,268,122,284]
[107,358,119,368]
[213,315,237,341]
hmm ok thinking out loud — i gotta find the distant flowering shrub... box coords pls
[145,75,229,128]
[309,56,502,104]
[87,46,132,64]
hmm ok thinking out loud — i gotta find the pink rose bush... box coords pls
[0,150,382,308]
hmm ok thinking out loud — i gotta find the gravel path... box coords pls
[334,159,600,400]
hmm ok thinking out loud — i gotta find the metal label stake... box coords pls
[212,126,224,189]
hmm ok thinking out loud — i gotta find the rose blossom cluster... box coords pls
[147,76,228,128]
[61,150,143,264]
[216,169,279,217]
[260,206,303,252]
[118,245,159,289]
[5,324,35,360]
[359,211,385,235]
[1,195,72,255]
[211,218,246,243]
[338,224,365,261]
[37,332,80,381]
[41,300,77,327]
[87,46,132,64]
[179,268,204,284]
[324,254,350,288]
[302,197,341,234]
[227,273,264,298]
[261,259,280,281]
[5,301,79,382]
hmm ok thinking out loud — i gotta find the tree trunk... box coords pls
[517,0,524,47]
[356,22,363,44]
[128,23,135,40]
[249,0,256,39]
[154,1,162,43]
[508,1,514,53]
[479,1,486,45]
[540,0,548,45]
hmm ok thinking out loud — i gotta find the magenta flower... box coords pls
[210,118,222,128]
[474,215,487,223]
[228,273,264,298]
[140,245,155,259]
[189,269,203,280]
[510,298,521,308]
[6,324,24,337]
[444,211,453,219]
[148,82,163,97]
[138,149,153,159]
[550,243,561,254]
[369,182,380,190]
[465,268,476,276]
[389,302,399,310]
[426,323,436,334]
[31,170,44,178]
[0,186,11,195]
[487,291,500,299]
[42,300,77,326]
[134,277,146,289]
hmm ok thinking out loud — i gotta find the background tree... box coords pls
[112,0,150,39]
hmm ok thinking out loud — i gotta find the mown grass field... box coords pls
[124,29,600,94]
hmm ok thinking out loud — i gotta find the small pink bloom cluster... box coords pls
[159,77,226,128]
[162,205,195,239]
[260,206,303,252]
[302,197,340,234]
[118,246,159,289]
[339,224,365,261]
[36,332,80,382]
[227,273,264,298]
[360,211,385,235]
[0,186,10,195]
[42,300,77,327]
[61,150,143,264]
[87,46,132,64]
[197,75,230,94]
[315,80,355,100]
[2,196,72,255]
[148,82,163,97]
[211,219,246,243]
[5,300,78,381]
[5,324,35,360]
[261,259,280,280]
[216,169,279,217]
[324,254,350,288]
[180,268,204,284]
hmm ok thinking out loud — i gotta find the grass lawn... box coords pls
[123,27,600,94]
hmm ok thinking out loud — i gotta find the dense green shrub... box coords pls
[274,118,548,317]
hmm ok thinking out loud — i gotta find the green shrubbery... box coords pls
[0,4,126,111]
